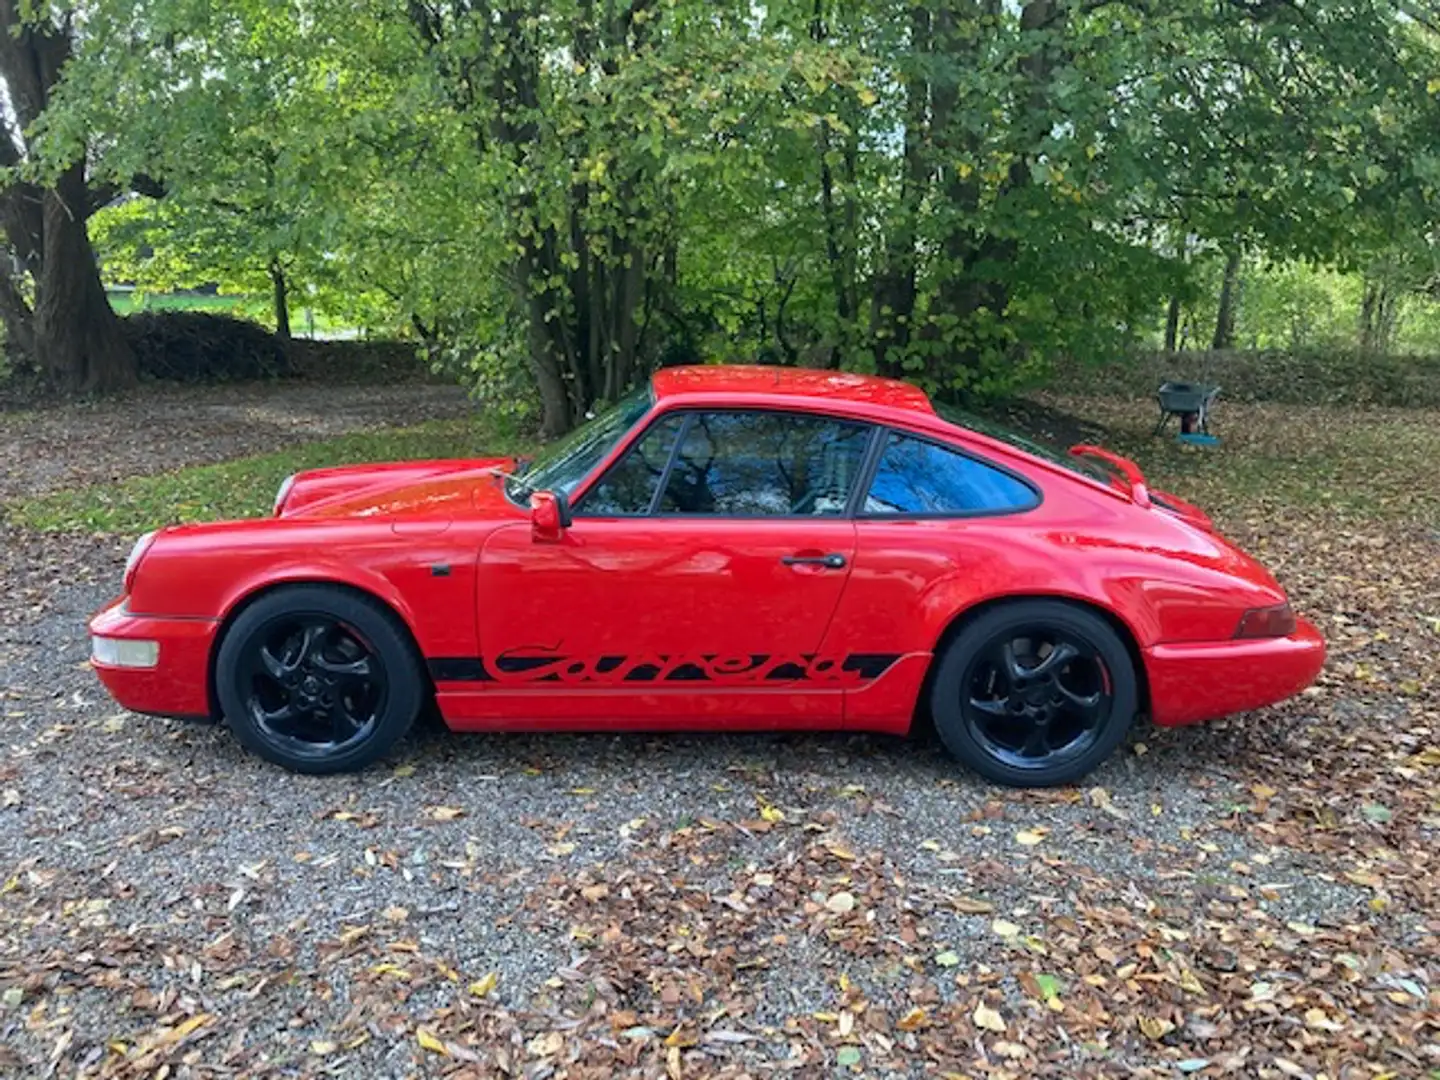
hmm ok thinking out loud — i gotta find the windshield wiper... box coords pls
[481,465,538,500]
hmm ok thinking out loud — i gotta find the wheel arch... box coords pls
[917,593,1151,728]
[206,577,432,720]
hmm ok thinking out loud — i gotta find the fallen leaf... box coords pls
[469,972,498,997]
[972,1003,1006,1032]
[897,1006,927,1031]
[1015,828,1047,846]
[429,805,465,821]
[416,1028,448,1055]
[825,891,856,914]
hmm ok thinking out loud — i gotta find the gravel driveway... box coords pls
[0,387,1435,1079]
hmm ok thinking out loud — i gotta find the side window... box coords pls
[863,433,1037,516]
[659,411,870,516]
[579,414,686,516]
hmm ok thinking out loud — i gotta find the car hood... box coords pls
[278,457,521,520]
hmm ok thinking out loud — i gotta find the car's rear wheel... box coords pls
[215,585,424,774]
[929,600,1136,787]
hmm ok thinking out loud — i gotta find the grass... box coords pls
[106,291,262,317]
[7,417,533,534]
[9,392,1439,536]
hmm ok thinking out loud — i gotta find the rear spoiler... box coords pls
[1069,445,1150,508]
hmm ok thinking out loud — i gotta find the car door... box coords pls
[458,408,874,730]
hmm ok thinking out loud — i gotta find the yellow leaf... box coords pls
[667,1043,683,1080]
[310,1040,337,1055]
[1138,1016,1174,1040]
[469,972,499,998]
[991,919,1020,938]
[416,1027,448,1055]
[897,1006,927,1031]
[429,805,465,821]
[1015,828,1046,846]
[392,764,416,778]
[972,1003,1006,1033]
[570,787,597,795]
[1178,968,1205,995]
[760,805,784,823]
[169,1013,213,1042]
[827,845,856,861]
[1429,77,1440,93]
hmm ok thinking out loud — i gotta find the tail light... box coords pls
[1235,603,1297,639]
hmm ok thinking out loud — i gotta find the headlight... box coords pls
[123,531,157,593]
[273,474,297,516]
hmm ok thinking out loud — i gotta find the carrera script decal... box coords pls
[428,651,901,686]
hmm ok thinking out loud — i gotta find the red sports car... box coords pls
[89,365,1324,787]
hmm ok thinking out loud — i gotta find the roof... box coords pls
[650,364,935,415]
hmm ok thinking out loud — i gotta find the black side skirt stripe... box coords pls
[427,653,903,684]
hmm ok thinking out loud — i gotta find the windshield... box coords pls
[933,402,1111,484]
[509,386,654,503]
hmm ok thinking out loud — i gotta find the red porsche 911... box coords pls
[89,365,1324,787]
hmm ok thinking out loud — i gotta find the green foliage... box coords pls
[34,0,1440,425]
[7,416,529,533]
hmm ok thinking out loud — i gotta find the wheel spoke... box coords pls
[1030,641,1079,679]
[992,640,1027,683]
[255,701,300,732]
[967,696,1010,719]
[1058,686,1104,727]
[295,623,327,666]
[258,644,293,682]
[313,653,371,681]
[1020,724,1051,757]
[329,700,362,744]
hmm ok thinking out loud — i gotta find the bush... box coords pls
[121,311,291,382]
[1055,348,1440,409]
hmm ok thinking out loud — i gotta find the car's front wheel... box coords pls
[929,600,1137,787]
[215,585,424,774]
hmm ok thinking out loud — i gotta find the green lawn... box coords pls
[7,418,531,533]
[106,290,262,317]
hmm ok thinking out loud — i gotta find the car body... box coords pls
[89,365,1325,785]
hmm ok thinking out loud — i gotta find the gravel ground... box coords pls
[0,388,1436,1079]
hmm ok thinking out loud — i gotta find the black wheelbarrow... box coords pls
[1154,381,1220,437]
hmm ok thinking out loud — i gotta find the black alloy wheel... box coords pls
[243,617,385,756]
[216,585,424,774]
[960,631,1111,771]
[929,600,1137,787]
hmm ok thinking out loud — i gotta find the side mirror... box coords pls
[530,491,571,542]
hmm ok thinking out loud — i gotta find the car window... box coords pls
[578,414,686,516]
[514,386,653,502]
[863,432,1037,516]
[658,411,871,516]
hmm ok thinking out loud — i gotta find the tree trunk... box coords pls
[0,261,36,365]
[872,6,929,376]
[270,259,291,341]
[32,172,135,393]
[1211,249,1242,350]
[1164,294,1182,351]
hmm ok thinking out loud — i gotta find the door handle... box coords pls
[781,553,847,569]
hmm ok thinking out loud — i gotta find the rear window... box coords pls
[863,433,1037,516]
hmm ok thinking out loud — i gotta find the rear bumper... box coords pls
[88,597,217,718]
[1145,617,1326,727]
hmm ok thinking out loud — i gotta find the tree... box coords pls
[0,1,141,391]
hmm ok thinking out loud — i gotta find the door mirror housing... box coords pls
[530,491,571,541]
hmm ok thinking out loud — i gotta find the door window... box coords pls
[579,414,686,516]
[657,411,871,516]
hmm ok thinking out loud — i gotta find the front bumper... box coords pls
[1144,616,1325,727]
[88,597,218,718]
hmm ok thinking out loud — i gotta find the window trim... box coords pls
[855,426,1043,521]
[570,411,688,519]
[573,406,882,521]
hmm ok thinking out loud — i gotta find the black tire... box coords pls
[929,600,1136,788]
[215,585,425,774]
